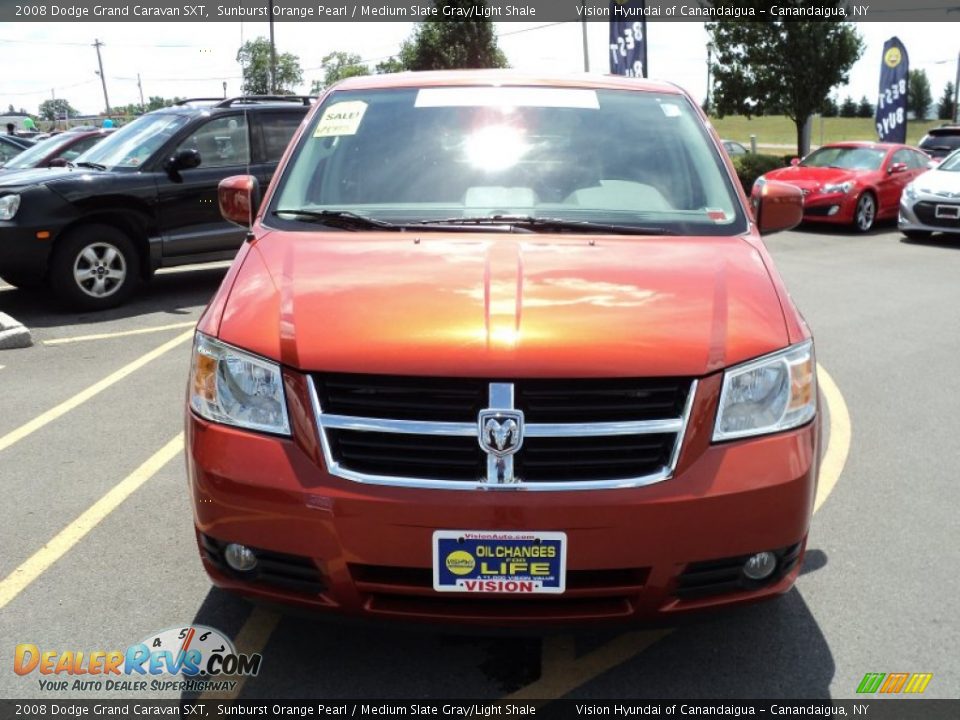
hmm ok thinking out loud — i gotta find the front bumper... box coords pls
[798,192,856,225]
[899,196,960,234]
[186,375,819,626]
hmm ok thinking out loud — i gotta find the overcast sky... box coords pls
[0,21,956,117]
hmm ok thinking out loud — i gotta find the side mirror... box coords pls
[888,162,908,174]
[751,179,804,235]
[164,148,201,173]
[47,157,68,168]
[789,157,801,167]
[218,175,260,227]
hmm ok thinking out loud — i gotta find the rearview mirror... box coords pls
[218,175,260,227]
[751,179,804,235]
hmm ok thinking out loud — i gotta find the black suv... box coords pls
[0,96,311,309]
[918,126,960,161]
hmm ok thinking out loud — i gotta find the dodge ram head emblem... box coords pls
[478,410,524,458]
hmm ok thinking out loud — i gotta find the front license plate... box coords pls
[432,530,567,594]
[935,204,960,219]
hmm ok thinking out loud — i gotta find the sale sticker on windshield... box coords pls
[313,101,368,137]
[432,530,567,594]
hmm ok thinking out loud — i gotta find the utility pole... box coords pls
[93,39,111,115]
[268,0,277,93]
[137,73,145,111]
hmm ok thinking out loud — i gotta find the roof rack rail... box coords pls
[215,95,315,108]
[172,98,224,106]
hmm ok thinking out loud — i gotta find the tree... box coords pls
[38,98,79,121]
[375,57,405,75]
[938,81,956,121]
[839,95,857,118]
[821,96,839,118]
[236,37,304,95]
[706,4,863,156]
[908,69,932,120]
[310,51,370,94]
[856,95,874,119]
[399,0,508,71]
[145,96,186,111]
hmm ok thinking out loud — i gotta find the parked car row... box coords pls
[746,126,960,239]
[0,96,312,309]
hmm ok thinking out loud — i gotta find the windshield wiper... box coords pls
[73,161,106,170]
[414,215,674,236]
[272,209,401,231]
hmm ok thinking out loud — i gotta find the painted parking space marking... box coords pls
[814,364,851,513]
[198,607,282,701]
[43,320,197,345]
[0,329,193,454]
[0,433,184,611]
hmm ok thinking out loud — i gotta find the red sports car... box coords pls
[761,141,930,232]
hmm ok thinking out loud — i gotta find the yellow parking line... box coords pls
[0,329,193,454]
[0,433,184,611]
[815,364,851,513]
[43,321,197,345]
[198,607,282,701]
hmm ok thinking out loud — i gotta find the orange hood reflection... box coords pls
[217,232,788,378]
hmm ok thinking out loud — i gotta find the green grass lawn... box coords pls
[711,115,946,150]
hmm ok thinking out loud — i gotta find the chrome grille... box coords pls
[309,375,697,491]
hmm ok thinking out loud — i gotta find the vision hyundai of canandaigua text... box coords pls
[186,71,817,626]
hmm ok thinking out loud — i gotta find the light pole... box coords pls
[705,41,715,115]
[268,0,277,93]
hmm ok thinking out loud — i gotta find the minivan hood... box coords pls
[217,232,789,378]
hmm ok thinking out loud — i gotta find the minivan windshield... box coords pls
[74,113,190,170]
[270,86,745,235]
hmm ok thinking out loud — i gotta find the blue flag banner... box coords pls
[609,1,647,78]
[876,37,908,143]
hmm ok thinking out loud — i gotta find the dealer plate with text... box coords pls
[432,530,567,594]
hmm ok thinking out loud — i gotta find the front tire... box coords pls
[853,192,876,233]
[48,224,141,310]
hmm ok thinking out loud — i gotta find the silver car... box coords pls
[899,148,960,240]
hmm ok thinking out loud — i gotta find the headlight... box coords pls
[713,340,816,442]
[0,194,20,220]
[821,181,853,195]
[903,183,916,201]
[189,333,290,435]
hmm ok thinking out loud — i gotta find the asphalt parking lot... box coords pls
[1,224,958,701]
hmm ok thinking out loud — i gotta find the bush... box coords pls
[731,153,788,193]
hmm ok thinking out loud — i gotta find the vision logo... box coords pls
[856,672,932,694]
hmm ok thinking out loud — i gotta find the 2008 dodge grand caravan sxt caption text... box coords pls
[186,72,817,626]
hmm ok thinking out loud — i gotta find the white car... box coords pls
[899,148,960,240]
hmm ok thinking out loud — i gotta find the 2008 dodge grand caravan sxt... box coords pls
[186,71,816,626]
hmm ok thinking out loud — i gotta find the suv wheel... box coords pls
[49,224,141,310]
